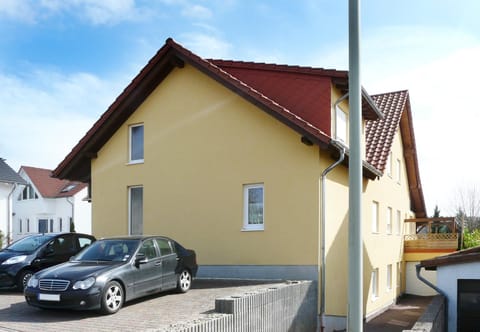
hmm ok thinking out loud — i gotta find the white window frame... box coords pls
[243,184,264,231]
[396,158,401,183]
[396,210,402,235]
[386,207,392,234]
[386,151,392,177]
[387,264,392,291]
[371,268,379,299]
[335,106,348,145]
[372,201,379,233]
[128,186,144,235]
[129,124,144,164]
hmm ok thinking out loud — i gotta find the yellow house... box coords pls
[53,38,426,330]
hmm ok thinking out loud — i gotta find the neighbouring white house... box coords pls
[11,166,91,241]
[420,246,480,332]
[0,158,27,246]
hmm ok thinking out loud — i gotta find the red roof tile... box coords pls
[366,90,408,171]
[21,166,87,198]
[366,90,426,217]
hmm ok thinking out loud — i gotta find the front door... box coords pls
[38,219,48,233]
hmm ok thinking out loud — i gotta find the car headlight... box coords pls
[27,276,38,288]
[73,277,96,290]
[1,255,27,265]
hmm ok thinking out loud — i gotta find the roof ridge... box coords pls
[209,59,347,77]
[371,89,409,97]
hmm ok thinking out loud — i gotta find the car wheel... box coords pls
[17,270,33,291]
[177,269,192,293]
[100,281,124,314]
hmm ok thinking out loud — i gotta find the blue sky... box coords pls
[1,0,479,216]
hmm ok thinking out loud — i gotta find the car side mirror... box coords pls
[135,253,147,266]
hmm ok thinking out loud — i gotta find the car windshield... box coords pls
[73,239,140,262]
[7,234,54,253]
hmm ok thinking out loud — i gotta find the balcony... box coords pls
[404,217,459,253]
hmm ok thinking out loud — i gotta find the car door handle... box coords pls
[155,261,162,266]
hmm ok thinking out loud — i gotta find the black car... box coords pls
[24,236,198,314]
[0,232,95,290]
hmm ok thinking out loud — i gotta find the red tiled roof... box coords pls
[367,90,408,171]
[53,38,381,182]
[21,166,87,198]
[366,90,426,217]
[210,60,336,137]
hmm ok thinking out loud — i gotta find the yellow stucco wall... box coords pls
[90,62,420,322]
[91,64,327,266]
[323,95,417,317]
[362,126,415,317]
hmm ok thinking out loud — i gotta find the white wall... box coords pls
[406,262,438,296]
[437,261,480,332]
[11,178,92,241]
[0,183,15,246]
[73,187,91,234]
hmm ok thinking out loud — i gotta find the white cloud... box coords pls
[180,33,232,58]
[0,0,37,23]
[71,0,143,25]
[181,4,212,20]
[0,69,123,171]
[0,0,152,26]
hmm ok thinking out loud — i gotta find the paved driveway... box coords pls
[0,279,284,332]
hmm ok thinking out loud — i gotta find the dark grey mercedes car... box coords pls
[24,236,198,314]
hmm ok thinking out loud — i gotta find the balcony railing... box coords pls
[404,233,458,251]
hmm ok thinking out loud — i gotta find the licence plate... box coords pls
[38,293,60,301]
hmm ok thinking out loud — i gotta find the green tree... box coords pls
[432,205,441,218]
[463,228,480,249]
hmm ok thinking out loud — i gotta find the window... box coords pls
[19,219,22,233]
[386,152,392,177]
[78,236,94,250]
[386,207,392,234]
[396,210,402,235]
[19,184,38,201]
[371,268,379,299]
[59,218,63,232]
[27,219,30,233]
[243,184,264,231]
[156,238,173,256]
[49,219,54,233]
[129,186,143,235]
[335,106,348,144]
[396,158,401,183]
[129,124,144,163]
[139,239,158,259]
[387,264,392,291]
[372,201,379,233]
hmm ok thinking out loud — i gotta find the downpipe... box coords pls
[319,140,346,332]
[415,264,448,332]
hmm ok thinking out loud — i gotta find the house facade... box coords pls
[0,158,27,246]
[11,166,91,241]
[52,38,426,331]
